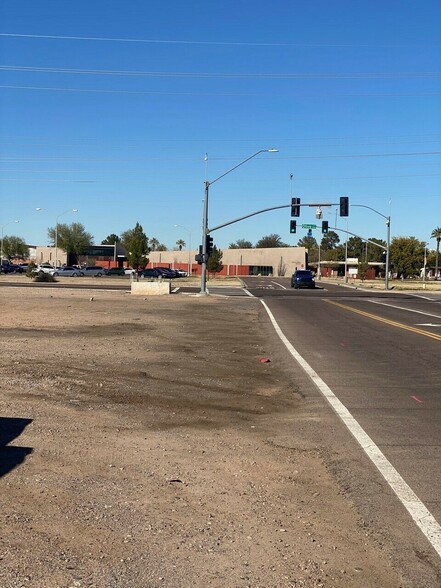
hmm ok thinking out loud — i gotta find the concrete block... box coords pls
[131,280,171,296]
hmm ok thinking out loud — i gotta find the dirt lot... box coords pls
[0,285,426,587]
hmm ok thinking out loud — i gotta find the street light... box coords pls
[55,209,78,268]
[174,224,193,276]
[350,203,391,290]
[1,219,20,263]
[200,149,278,294]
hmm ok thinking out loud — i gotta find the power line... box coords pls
[1,65,440,79]
[1,84,440,98]
[1,32,440,49]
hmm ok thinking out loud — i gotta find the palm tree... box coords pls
[176,239,186,251]
[431,227,441,280]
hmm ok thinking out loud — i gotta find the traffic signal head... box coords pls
[340,196,349,217]
[205,234,214,257]
[322,220,329,234]
[290,220,297,234]
[291,197,301,217]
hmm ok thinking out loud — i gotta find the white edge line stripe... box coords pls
[271,281,287,290]
[260,298,441,557]
[369,299,441,319]
[242,288,254,297]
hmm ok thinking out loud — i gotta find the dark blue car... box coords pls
[291,269,315,289]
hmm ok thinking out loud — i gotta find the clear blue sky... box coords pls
[1,0,440,252]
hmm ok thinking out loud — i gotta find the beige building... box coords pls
[148,246,307,277]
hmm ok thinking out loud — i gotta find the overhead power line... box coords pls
[1,84,440,98]
[1,65,439,79]
[1,32,440,49]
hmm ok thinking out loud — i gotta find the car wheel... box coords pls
[96,272,102,277]
[53,272,59,277]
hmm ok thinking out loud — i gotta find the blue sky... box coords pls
[1,0,440,253]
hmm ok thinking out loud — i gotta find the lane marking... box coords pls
[325,300,441,341]
[411,396,424,404]
[415,323,441,327]
[260,299,441,558]
[369,299,441,320]
[271,281,287,290]
[242,288,254,297]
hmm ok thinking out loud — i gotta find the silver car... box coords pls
[81,266,106,277]
[51,266,84,277]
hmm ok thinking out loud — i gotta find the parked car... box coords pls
[51,266,84,277]
[174,269,188,277]
[105,267,125,276]
[81,266,106,277]
[37,263,55,274]
[124,267,135,275]
[140,268,166,279]
[0,262,25,273]
[291,269,315,289]
[154,267,178,278]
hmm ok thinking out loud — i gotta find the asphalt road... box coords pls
[240,276,441,570]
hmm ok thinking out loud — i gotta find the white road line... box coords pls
[271,281,287,290]
[369,299,441,320]
[242,288,254,297]
[260,299,441,558]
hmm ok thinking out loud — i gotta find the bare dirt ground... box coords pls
[0,285,432,587]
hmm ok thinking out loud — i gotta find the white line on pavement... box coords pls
[271,281,287,290]
[369,299,441,320]
[260,298,441,558]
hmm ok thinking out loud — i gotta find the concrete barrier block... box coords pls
[131,280,171,296]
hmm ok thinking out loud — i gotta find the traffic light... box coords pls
[205,234,214,257]
[340,196,349,217]
[322,220,329,234]
[290,220,297,234]
[291,197,301,217]
[195,245,203,264]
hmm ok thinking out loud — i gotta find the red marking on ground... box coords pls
[411,395,423,404]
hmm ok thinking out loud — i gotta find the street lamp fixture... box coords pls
[200,148,278,294]
[1,220,20,264]
[55,209,78,268]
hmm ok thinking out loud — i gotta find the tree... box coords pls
[156,243,168,251]
[320,231,340,250]
[297,236,318,250]
[1,235,29,260]
[255,234,288,248]
[101,234,120,245]
[121,223,149,270]
[47,222,93,265]
[207,245,223,276]
[149,237,160,251]
[229,238,253,249]
[176,239,186,251]
[389,236,425,278]
[431,227,441,280]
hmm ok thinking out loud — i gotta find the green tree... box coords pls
[255,234,288,248]
[176,239,186,251]
[207,245,223,276]
[431,226,441,279]
[149,237,160,251]
[121,223,149,271]
[320,231,340,250]
[358,261,369,282]
[365,238,387,262]
[297,236,318,250]
[156,243,168,251]
[1,235,29,260]
[229,238,253,249]
[389,236,425,278]
[47,222,93,265]
[101,234,120,245]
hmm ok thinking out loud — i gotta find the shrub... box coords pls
[33,272,57,283]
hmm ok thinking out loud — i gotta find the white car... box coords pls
[37,264,55,274]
